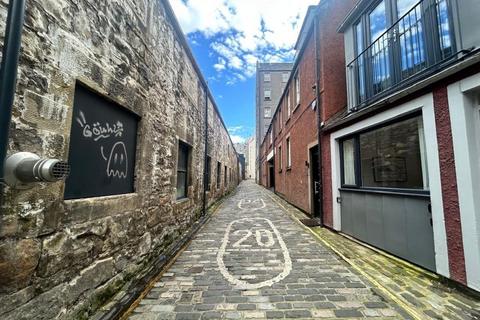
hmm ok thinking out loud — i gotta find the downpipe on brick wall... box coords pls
[313,12,324,227]
[0,0,27,206]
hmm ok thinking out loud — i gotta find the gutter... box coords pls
[313,12,324,226]
[0,0,26,202]
[202,84,208,216]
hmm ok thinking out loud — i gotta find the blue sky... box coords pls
[171,0,319,143]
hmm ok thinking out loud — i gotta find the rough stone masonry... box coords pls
[0,0,239,319]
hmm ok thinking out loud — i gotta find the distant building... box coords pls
[245,136,256,179]
[255,62,293,182]
[238,154,246,180]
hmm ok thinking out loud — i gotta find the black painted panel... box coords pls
[64,84,139,200]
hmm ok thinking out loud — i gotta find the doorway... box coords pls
[268,159,275,190]
[310,146,321,217]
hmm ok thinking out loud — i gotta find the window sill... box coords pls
[285,117,291,125]
[286,167,292,172]
[176,197,190,203]
[339,187,430,198]
[293,103,300,112]
[278,169,283,173]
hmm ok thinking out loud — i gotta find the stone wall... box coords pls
[0,0,239,319]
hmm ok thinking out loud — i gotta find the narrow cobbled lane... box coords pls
[129,181,403,319]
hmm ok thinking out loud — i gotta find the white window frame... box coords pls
[278,144,283,171]
[282,73,289,83]
[264,73,271,82]
[287,90,291,118]
[264,107,271,118]
[286,137,291,168]
[264,90,271,101]
[269,130,273,145]
[294,72,300,107]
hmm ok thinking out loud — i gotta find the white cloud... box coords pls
[230,135,247,144]
[170,0,319,80]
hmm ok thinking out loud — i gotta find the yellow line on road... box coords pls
[267,193,425,320]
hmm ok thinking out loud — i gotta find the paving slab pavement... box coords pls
[127,181,406,319]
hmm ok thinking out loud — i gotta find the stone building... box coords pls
[0,0,239,319]
[255,62,292,181]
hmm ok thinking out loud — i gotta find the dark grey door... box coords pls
[340,190,436,271]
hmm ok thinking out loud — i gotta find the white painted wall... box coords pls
[329,94,450,278]
[448,73,480,291]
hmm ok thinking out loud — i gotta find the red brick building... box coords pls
[260,0,355,218]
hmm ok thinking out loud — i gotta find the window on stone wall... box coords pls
[176,141,190,199]
[282,73,289,83]
[286,137,291,168]
[217,161,221,189]
[264,73,271,82]
[206,156,211,191]
[224,165,228,185]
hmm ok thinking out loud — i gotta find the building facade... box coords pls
[255,62,293,181]
[0,0,239,319]
[328,0,480,291]
[260,0,480,293]
[259,0,354,216]
[246,136,256,179]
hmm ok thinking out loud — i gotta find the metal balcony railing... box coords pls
[347,0,457,109]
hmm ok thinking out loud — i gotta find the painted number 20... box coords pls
[232,229,275,248]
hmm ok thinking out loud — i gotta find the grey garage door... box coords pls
[340,190,436,271]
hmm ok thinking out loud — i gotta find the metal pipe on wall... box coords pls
[202,84,209,216]
[0,0,27,205]
[314,12,324,227]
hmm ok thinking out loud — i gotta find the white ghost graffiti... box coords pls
[101,142,128,179]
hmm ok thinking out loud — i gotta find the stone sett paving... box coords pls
[128,181,405,319]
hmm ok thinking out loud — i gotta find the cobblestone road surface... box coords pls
[128,181,404,319]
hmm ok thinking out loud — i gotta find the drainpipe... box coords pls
[314,12,324,226]
[202,84,208,216]
[0,0,27,205]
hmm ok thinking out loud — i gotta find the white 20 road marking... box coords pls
[217,218,292,289]
[237,199,266,210]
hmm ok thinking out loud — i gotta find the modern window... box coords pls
[206,156,211,191]
[286,137,291,168]
[294,73,300,106]
[264,90,272,101]
[341,115,428,190]
[282,73,289,83]
[270,130,273,145]
[217,161,221,188]
[350,0,455,108]
[176,141,190,199]
[264,73,271,82]
[264,107,271,118]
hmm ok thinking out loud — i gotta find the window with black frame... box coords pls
[352,0,454,106]
[217,161,221,189]
[176,141,190,199]
[341,115,429,191]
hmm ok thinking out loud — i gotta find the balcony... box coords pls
[347,0,459,110]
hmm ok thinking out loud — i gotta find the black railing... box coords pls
[347,0,457,109]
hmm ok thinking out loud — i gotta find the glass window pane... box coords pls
[436,0,453,57]
[355,22,366,102]
[369,1,390,92]
[343,139,356,185]
[397,0,426,72]
[178,143,188,171]
[176,172,187,199]
[359,116,426,189]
